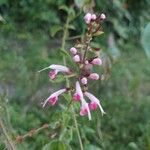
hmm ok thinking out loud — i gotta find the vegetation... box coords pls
[0,0,150,149]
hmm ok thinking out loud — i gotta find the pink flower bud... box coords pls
[73,93,80,102]
[100,13,106,20]
[91,14,97,20]
[81,77,88,85]
[73,55,80,62]
[89,73,99,80]
[70,47,77,55]
[84,13,92,24]
[85,60,89,65]
[91,58,102,65]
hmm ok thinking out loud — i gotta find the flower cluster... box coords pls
[39,12,106,120]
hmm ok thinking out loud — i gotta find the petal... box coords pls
[76,81,83,99]
[80,99,92,120]
[49,64,70,72]
[73,93,81,102]
[49,70,58,80]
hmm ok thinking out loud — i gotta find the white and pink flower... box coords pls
[43,88,66,107]
[84,91,106,116]
[38,64,71,80]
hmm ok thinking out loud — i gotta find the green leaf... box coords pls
[42,140,69,150]
[59,5,70,13]
[50,26,63,37]
[93,31,104,37]
[141,22,150,58]
[85,144,102,150]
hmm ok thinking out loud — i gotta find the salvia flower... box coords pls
[43,88,66,107]
[39,64,70,80]
[84,92,106,116]
[40,11,107,121]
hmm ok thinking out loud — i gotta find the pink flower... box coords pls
[70,47,77,55]
[91,58,102,65]
[84,92,106,116]
[100,13,106,20]
[73,81,83,101]
[91,14,97,20]
[81,77,88,85]
[74,81,91,120]
[88,73,99,80]
[38,64,70,80]
[43,88,66,107]
[73,55,80,62]
[84,13,92,24]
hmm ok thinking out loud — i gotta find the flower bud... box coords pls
[91,14,97,20]
[84,13,92,24]
[89,73,99,80]
[100,13,106,20]
[73,55,80,62]
[81,77,88,85]
[91,58,102,65]
[70,47,77,55]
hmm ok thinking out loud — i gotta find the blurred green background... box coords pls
[0,0,150,150]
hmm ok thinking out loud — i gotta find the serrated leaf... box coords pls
[42,140,69,150]
[50,26,63,37]
[141,22,150,58]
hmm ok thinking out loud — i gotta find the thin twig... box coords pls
[0,119,16,150]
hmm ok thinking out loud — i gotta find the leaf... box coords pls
[42,140,69,150]
[93,31,104,37]
[59,5,70,13]
[50,26,63,37]
[141,22,150,58]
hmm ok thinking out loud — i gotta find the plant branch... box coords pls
[61,13,84,150]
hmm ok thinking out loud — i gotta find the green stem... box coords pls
[61,13,84,150]
[0,119,16,150]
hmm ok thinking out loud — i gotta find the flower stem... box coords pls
[61,13,84,150]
